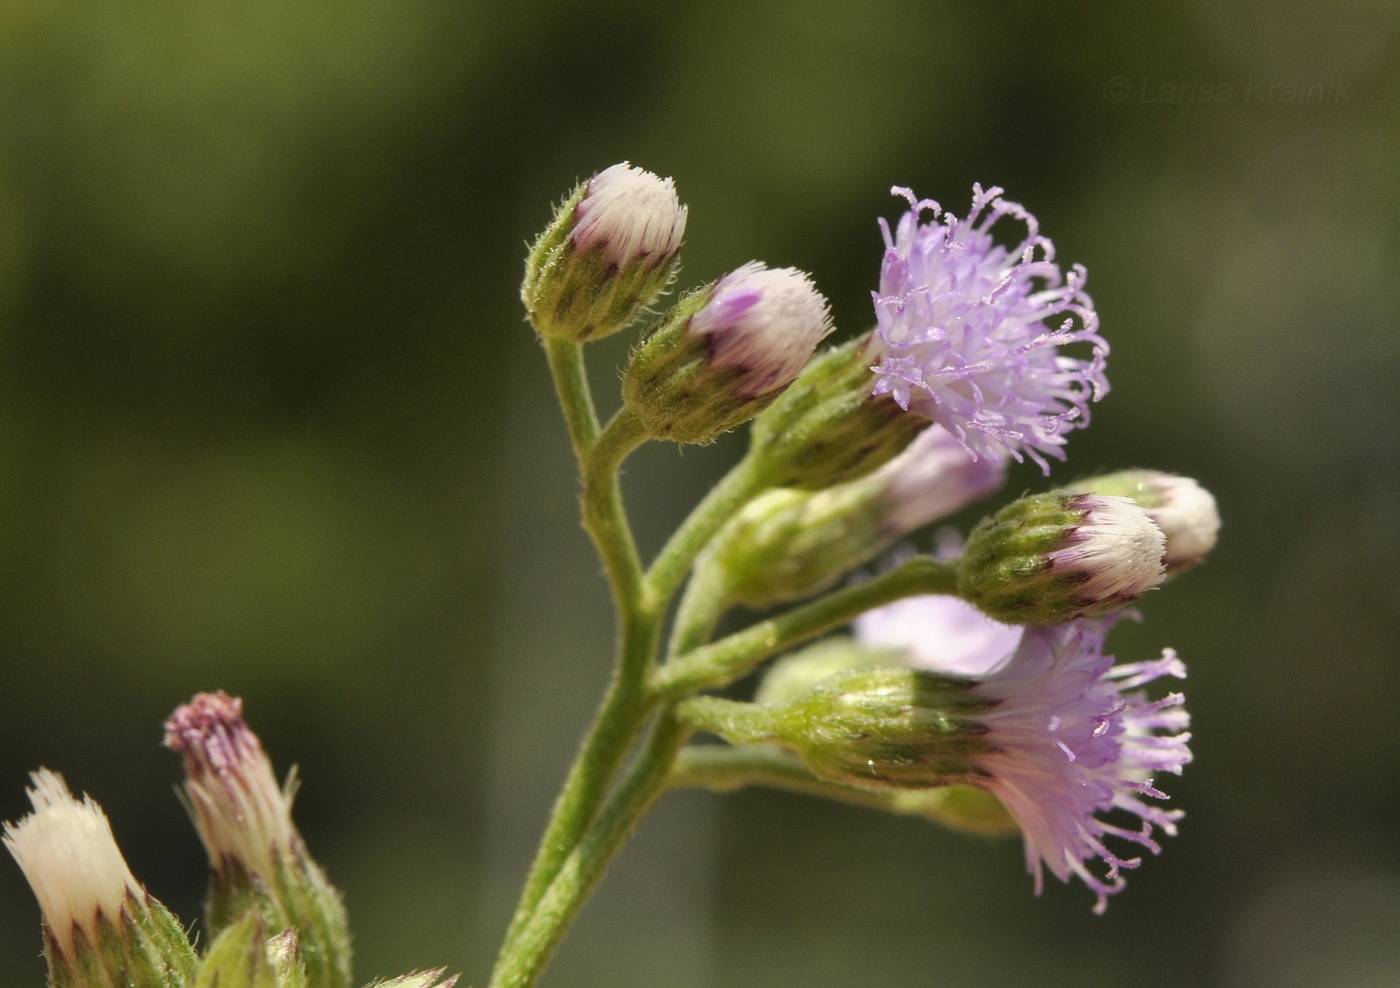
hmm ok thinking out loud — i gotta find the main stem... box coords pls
[498,342,658,959]
[490,714,692,988]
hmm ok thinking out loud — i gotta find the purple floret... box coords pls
[870,184,1108,473]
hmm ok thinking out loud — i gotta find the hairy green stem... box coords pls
[490,714,692,988]
[644,453,768,611]
[498,349,657,960]
[542,337,601,457]
[665,560,732,658]
[652,555,960,699]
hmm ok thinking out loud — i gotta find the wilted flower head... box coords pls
[855,597,1191,912]
[163,690,298,881]
[165,692,352,988]
[3,769,141,958]
[571,162,688,269]
[869,184,1108,472]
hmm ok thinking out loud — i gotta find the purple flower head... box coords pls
[870,184,1108,473]
[855,597,1190,912]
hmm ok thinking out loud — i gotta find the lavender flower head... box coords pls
[855,597,1190,912]
[163,691,299,880]
[870,184,1108,472]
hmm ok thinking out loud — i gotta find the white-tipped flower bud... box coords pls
[4,769,140,960]
[1069,469,1220,574]
[522,162,687,341]
[571,163,687,270]
[4,770,197,987]
[958,492,1165,625]
[165,691,351,988]
[623,262,832,443]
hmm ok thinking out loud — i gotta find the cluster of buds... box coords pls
[4,694,457,988]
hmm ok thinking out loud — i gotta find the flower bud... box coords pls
[622,262,832,443]
[678,667,998,791]
[747,334,931,490]
[957,492,1165,625]
[698,426,1005,608]
[754,636,902,706]
[164,692,351,988]
[522,162,687,341]
[193,912,307,988]
[1067,470,1220,574]
[3,769,197,988]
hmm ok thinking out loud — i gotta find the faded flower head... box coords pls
[855,597,1191,912]
[571,162,687,269]
[163,690,298,881]
[690,261,833,398]
[3,769,141,958]
[869,184,1108,472]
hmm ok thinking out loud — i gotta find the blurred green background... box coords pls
[2,0,1398,984]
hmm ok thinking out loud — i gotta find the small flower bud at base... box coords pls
[957,492,1165,625]
[754,637,905,706]
[3,770,197,988]
[623,262,832,444]
[522,162,687,342]
[698,425,1005,609]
